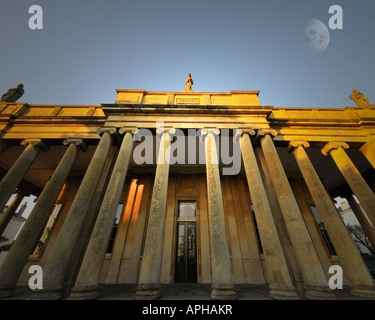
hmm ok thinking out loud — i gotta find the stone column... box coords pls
[68,128,136,300]
[259,130,334,299]
[289,141,375,298]
[343,190,375,252]
[360,140,375,169]
[0,139,48,212]
[322,142,375,228]
[135,127,174,300]
[202,128,237,300]
[239,130,298,299]
[0,139,85,298]
[30,128,116,300]
[0,191,25,236]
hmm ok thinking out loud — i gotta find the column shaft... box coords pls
[204,129,237,300]
[0,139,83,298]
[68,129,135,300]
[360,141,375,169]
[323,142,375,228]
[344,192,375,252]
[0,192,25,236]
[241,131,298,299]
[260,132,334,299]
[135,128,172,300]
[29,129,114,300]
[291,142,375,298]
[0,139,47,212]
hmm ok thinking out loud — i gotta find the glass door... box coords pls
[175,201,197,283]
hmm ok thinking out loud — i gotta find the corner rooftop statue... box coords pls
[0,84,24,102]
[350,89,374,107]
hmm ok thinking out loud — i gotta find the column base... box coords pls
[350,286,375,299]
[0,288,14,299]
[303,285,336,300]
[210,284,237,300]
[134,283,161,300]
[28,287,62,300]
[269,284,300,300]
[67,285,98,300]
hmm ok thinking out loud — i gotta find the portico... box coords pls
[0,82,374,300]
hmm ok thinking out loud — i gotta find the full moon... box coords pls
[305,19,330,52]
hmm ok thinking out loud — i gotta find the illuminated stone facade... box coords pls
[0,86,374,300]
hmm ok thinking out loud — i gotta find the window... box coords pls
[310,205,337,256]
[106,203,124,254]
[178,201,196,220]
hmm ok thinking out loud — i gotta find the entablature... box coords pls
[1,98,374,146]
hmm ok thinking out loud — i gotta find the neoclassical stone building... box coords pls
[0,80,374,300]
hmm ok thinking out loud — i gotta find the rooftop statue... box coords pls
[350,89,372,107]
[1,84,25,102]
[185,73,194,91]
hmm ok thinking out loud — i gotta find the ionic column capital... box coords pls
[321,141,349,156]
[233,128,255,139]
[287,140,310,153]
[200,128,220,143]
[63,138,88,152]
[202,128,220,135]
[96,127,117,135]
[156,127,175,135]
[258,128,278,136]
[119,127,139,141]
[97,126,120,144]
[253,128,277,144]
[232,129,256,145]
[20,138,49,152]
[359,140,375,153]
[118,127,138,135]
[241,128,256,135]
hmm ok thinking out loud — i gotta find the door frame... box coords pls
[174,199,199,283]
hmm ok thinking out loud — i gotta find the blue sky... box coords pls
[0,0,374,108]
